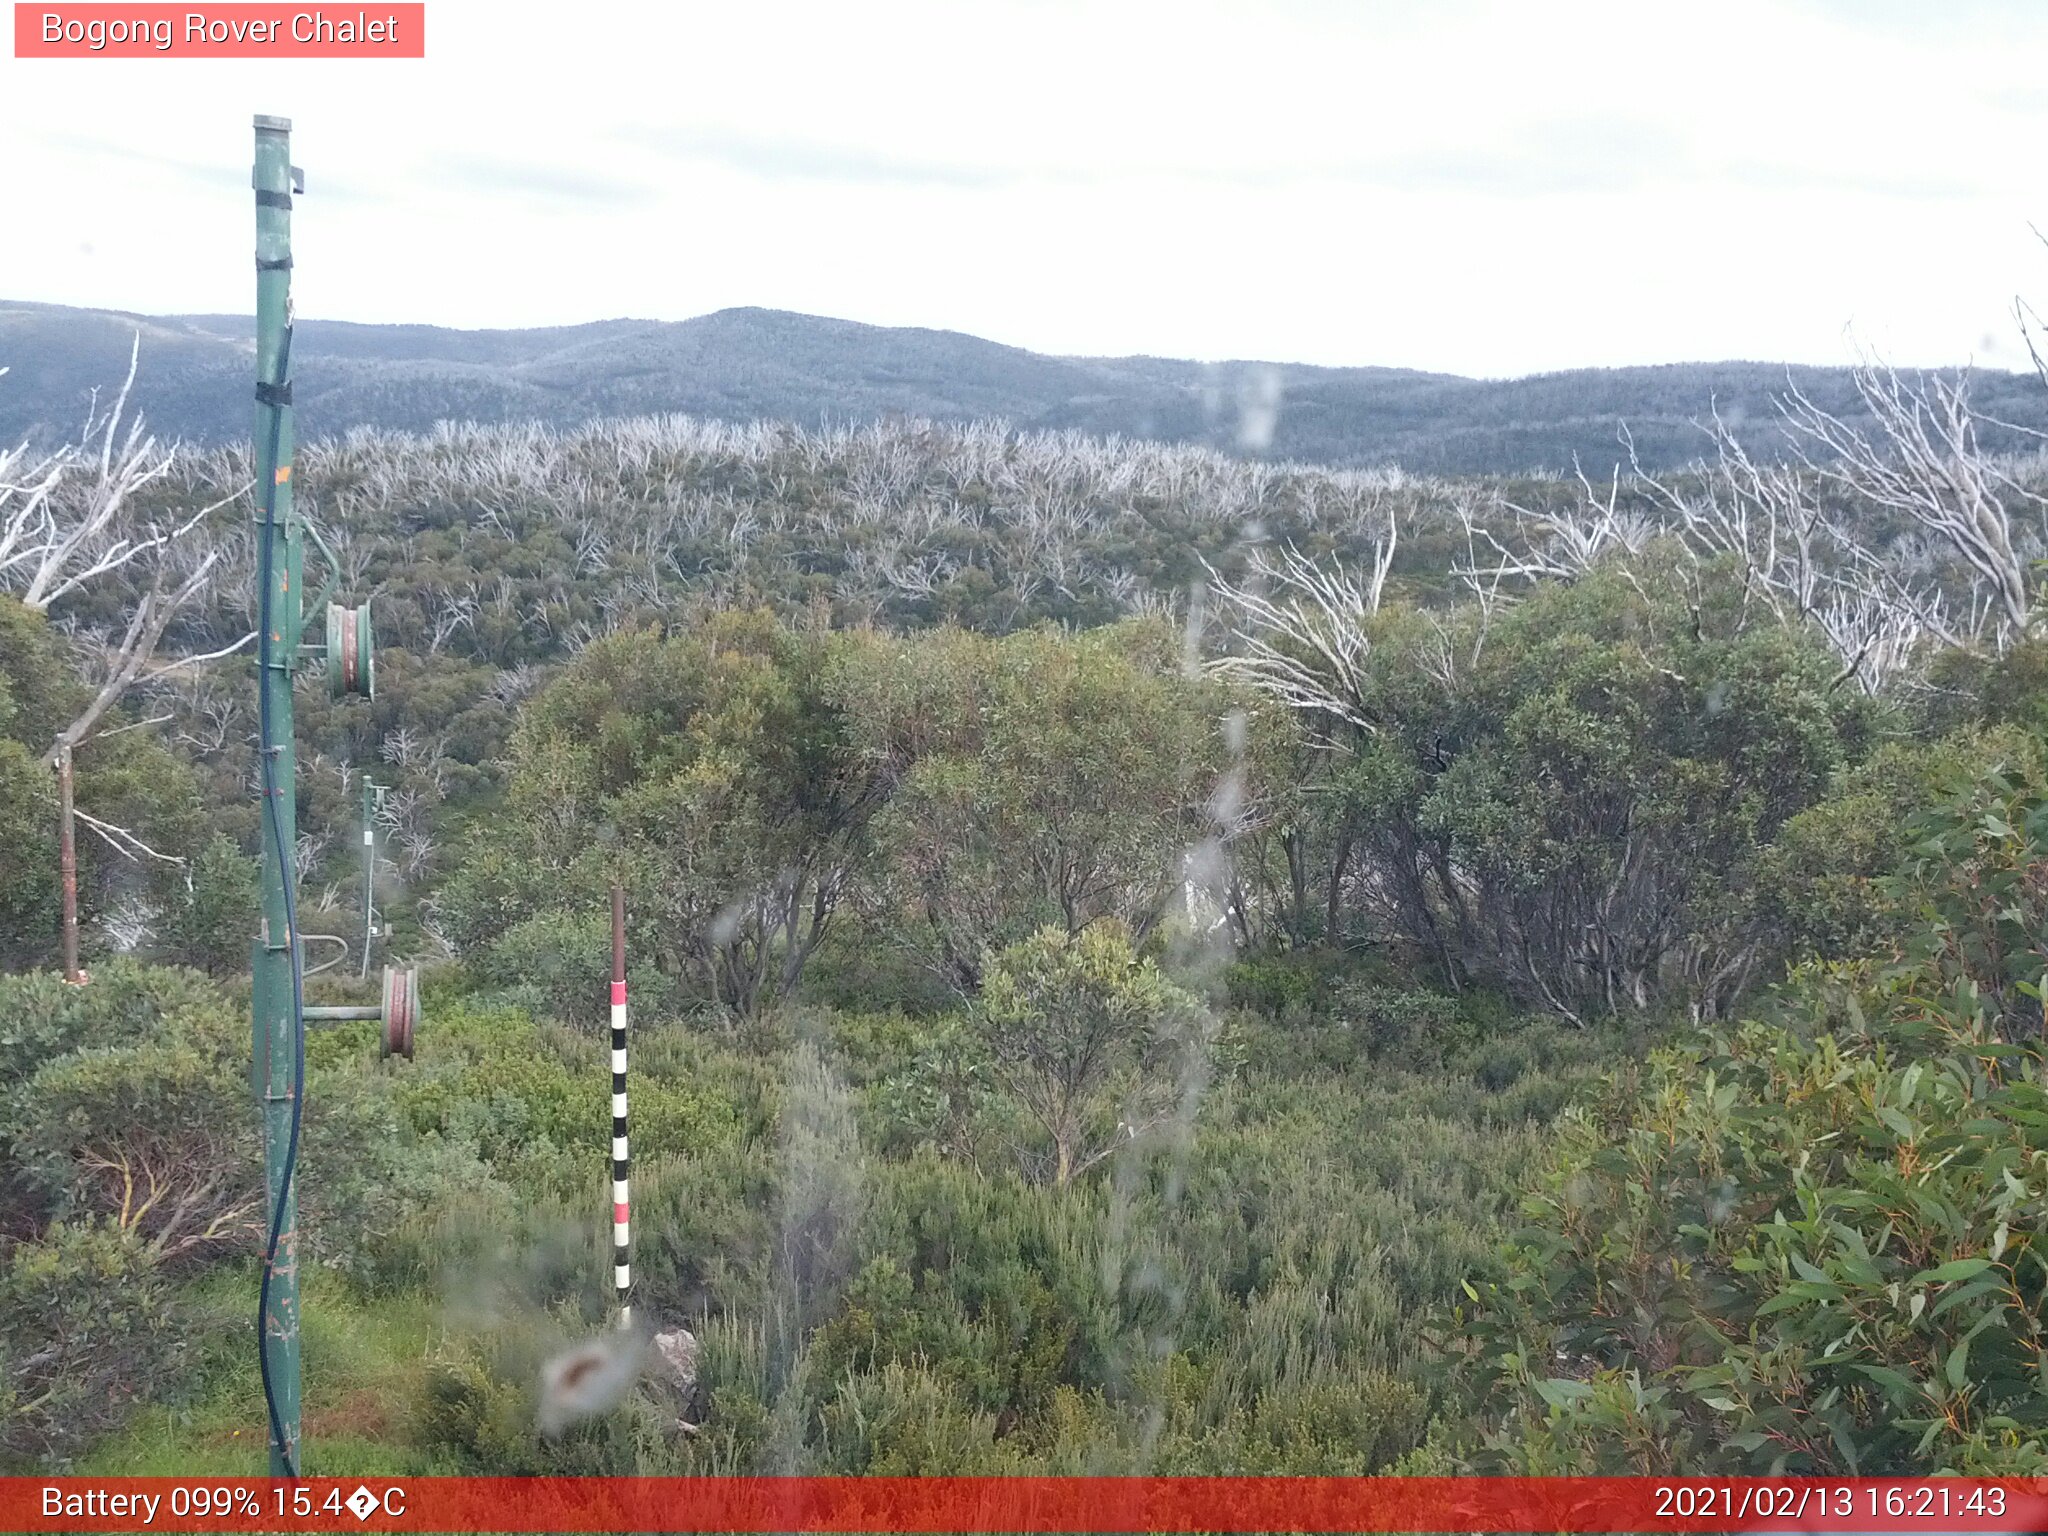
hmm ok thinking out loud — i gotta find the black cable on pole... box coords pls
[253,319,303,1479]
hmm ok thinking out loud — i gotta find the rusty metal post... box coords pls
[55,743,81,983]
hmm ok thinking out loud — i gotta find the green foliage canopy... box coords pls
[1458,759,2048,1475]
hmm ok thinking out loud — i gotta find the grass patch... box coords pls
[77,1263,457,1477]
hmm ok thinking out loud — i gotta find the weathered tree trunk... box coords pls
[1324,826,1353,943]
[1284,828,1310,946]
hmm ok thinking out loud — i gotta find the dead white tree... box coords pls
[1445,457,1658,614]
[1447,493,1518,672]
[1201,525,1397,734]
[877,546,956,600]
[1810,589,1927,695]
[0,338,249,980]
[1781,361,2041,646]
[1624,413,1827,627]
[2016,227,2048,394]
[421,580,480,654]
[1617,412,1940,691]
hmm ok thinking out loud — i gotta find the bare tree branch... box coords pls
[1201,525,1397,733]
[1779,358,2038,643]
[72,807,187,866]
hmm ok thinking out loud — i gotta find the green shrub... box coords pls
[389,1006,749,1196]
[417,1323,660,1475]
[0,1222,183,1469]
[1879,755,2048,1040]
[8,987,257,1263]
[855,1011,1000,1163]
[1330,983,1466,1059]
[156,834,258,978]
[812,1361,1019,1473]
[798,928,961,1017]
[296,1063,503,1279]
[822,1007,931,1088]
[1463,1009,2048,1474]
[475,907,619,1028]
[1223,955,1318,1017]
[350,1171,527,1298]
[1757,728,2046,967]
[1457,762,2048,1475]
[1154,1372,1427,1474]
[626,1145,777,1322]
[0,960,230,1092]
[977,924,1213,1187]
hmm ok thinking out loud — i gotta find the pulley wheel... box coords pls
[380,964,417,1060]
[326,601,375,699]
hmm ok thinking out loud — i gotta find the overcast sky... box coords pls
[4,0,2046,378]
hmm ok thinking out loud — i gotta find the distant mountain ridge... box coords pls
[1,299,2039,476]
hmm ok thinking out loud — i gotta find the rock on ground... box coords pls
[648,1326,703,1432]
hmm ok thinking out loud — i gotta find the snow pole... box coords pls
[610,883,632,1329]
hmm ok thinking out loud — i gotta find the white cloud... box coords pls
[2,0,2044,375]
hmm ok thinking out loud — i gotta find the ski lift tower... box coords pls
[247,112,408,1476]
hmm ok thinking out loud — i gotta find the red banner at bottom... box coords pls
[11,1476,2048,1533]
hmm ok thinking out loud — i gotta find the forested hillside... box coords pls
[6,298,2043,475]
[3,343,2046,1478]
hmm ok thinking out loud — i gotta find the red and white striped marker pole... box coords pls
[609,883,631,1330]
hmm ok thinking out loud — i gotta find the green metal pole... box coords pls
[359,777,378,979]
[250,111,303,1478]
